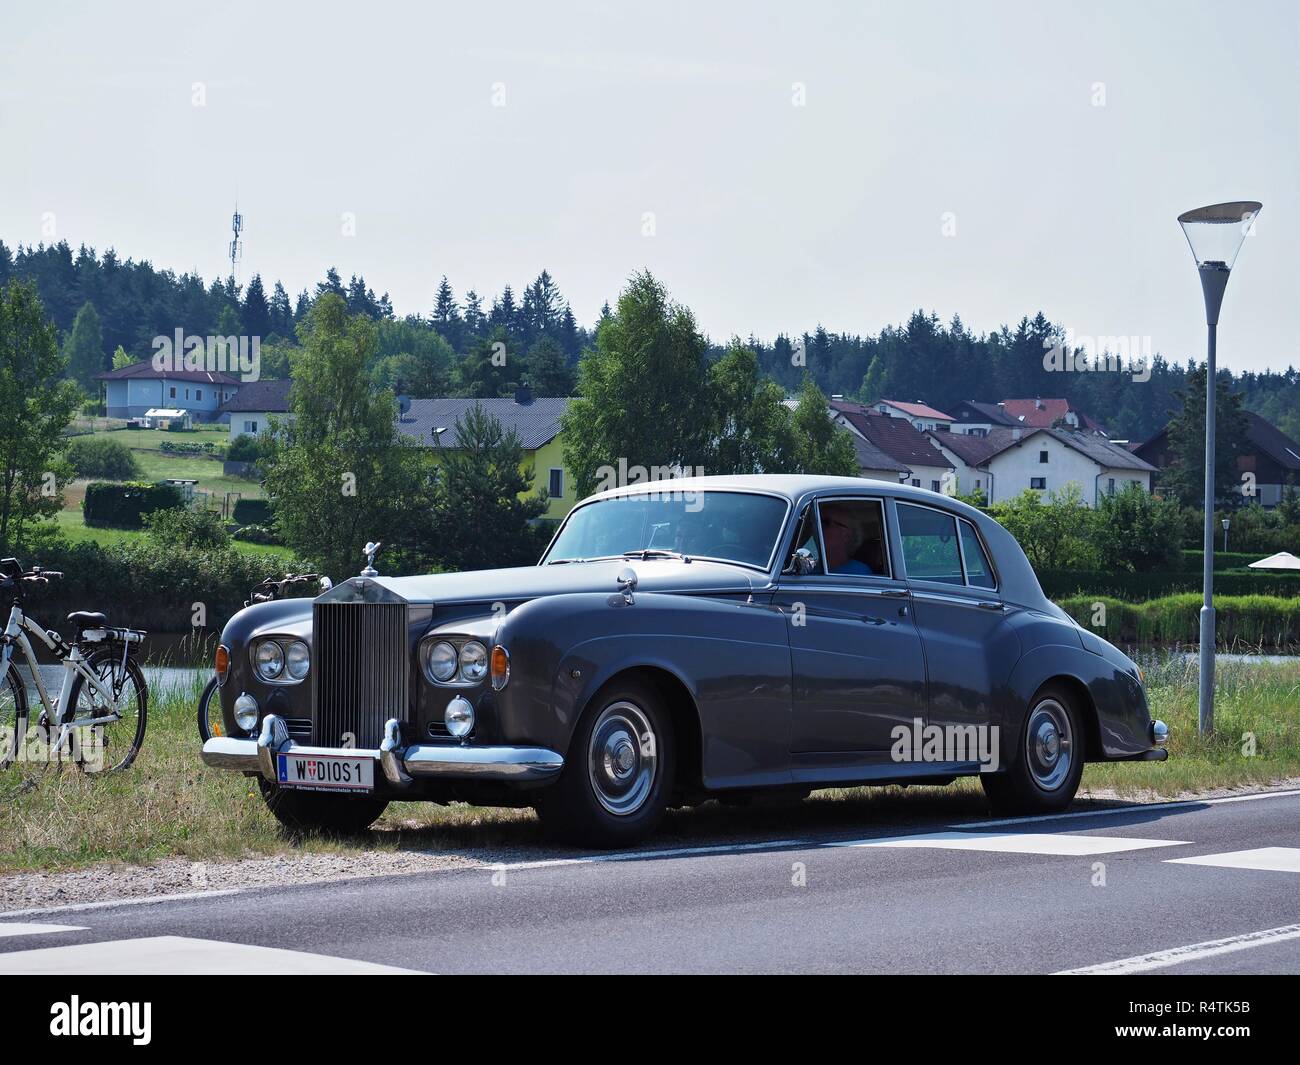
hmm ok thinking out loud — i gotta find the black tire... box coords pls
[258,778,389,835]
[982,682,1085,815]
[65,647,148,773]
[535,678,674,848]
[0,663,41,782]
[196,677,221,743]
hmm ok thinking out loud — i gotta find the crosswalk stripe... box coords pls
[0,936,423,975]
[0,922,86,939]
[1165,847,1300,874]
[833,831,1190,856]
[1055,923,1300,974]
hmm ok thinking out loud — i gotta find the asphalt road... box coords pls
[2,789,1299,974]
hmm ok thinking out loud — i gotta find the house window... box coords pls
[169,386,176,399]
[911,478,921,487]
[1039,450,1049,463]
[1108,478,1116,494]
[975,479,982,489]
[548,468,564,498]
[930,480,941,493]
[185,388,190,400]
[1030,477,1047,490]
[196,388,203,401]
[244,420,257,434]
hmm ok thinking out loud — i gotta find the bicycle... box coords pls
[197,572,330,743]
[0,558,148,781]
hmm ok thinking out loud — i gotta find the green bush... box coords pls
[142,506,231,550]
[1039,568,1300,600]
[227,434,261,463]
[1059,593,1300,650]
[233,523,282,545]
[66,436,142,480]
[159,439,217,455]
[232,498,273,525]
[83,482,185,528]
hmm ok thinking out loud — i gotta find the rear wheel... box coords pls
[982,683,1084,815]
[535,679,674,848]
[258,779,389,835]
[65,647,148,773]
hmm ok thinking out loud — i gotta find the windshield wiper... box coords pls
[622,549,691,563]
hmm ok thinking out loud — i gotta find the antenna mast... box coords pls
[228,204,244,277]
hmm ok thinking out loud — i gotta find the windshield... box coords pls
[544,491,789,570]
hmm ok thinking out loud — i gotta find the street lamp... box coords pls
[1177,200,1262,735]
[1222,517,1230,552]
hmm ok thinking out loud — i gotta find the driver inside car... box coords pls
[822,504,875,576]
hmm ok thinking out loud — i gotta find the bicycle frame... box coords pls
[1,603,130,735]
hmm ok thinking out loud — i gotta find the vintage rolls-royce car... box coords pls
[200,475,1168,846]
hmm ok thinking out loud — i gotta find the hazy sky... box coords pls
[2,1,1296,373]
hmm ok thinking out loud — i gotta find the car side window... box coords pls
[959,519,996,589]
[897,503,963,585]
[817,499,890,578]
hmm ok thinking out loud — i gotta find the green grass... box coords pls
[2,656,1296,875]
[54,508,296,561]
[83,426,230,450]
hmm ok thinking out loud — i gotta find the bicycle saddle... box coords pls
[67,611,108,629]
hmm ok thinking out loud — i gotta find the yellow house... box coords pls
[396,391,575,520]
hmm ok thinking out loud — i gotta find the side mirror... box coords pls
[786,548,816,576]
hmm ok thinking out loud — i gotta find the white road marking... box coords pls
[834,831,1189,856]
[1054,923,1300,975]
[1166,846,1300,874]
[0,936,423,975]
[962,788,1300,830]
[0,922,86,939]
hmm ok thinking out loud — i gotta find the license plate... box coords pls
[277,752,374,793]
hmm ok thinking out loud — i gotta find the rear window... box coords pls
[960,520,996,589]
[897,504,963,585]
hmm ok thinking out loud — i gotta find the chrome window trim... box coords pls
[539,488,793,575]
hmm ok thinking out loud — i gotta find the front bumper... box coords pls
[201,714,565,787]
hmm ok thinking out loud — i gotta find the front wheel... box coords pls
[197,677,222,743]
[535,679,674,848]
[982,683,1084,815]
[258,779,389,835]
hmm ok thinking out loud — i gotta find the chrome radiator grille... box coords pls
[312,602,409,748]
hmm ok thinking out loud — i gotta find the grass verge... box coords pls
[1,656,1296,876]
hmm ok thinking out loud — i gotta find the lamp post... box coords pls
[1177,201,1262,735]
[1222,517,1230,553]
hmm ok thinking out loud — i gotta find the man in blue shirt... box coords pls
[822,504,875,576]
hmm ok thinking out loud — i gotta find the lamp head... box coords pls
[1178,201,1262,325]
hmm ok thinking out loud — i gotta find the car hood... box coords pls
[318,558,760,607]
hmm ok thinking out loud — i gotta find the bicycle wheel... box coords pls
[64,647,148,773]
[197,676,222,743]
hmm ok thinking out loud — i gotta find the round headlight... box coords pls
[459,641,488,682]
[254,641,284,680]
[285,640,310,681]
[234,692,259,732]
[421,640,458,683]
[445,696,475,738]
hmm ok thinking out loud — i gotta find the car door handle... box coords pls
[861,615,887,626]
[877,589,909,598]
[978,601,1005,611]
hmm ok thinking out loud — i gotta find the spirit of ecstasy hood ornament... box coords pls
[361,541,382,577]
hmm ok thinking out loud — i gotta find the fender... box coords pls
[1005,642,1150,761]
[494,589,794,788]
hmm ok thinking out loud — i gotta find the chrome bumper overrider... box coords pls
[200,714,565,786]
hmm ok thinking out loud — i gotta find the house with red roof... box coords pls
[869,399,955,432]
[995,398,1109,437]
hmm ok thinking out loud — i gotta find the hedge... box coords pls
[1058,593,1300,650]
[1179,550,1274,572]
[83,482,185,528]
[14,538,303,633]
[1038,568,1300,600]
[232,498,274,525]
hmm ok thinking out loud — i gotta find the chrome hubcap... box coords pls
[588,701,657,816]
[1026,698,1073,792]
